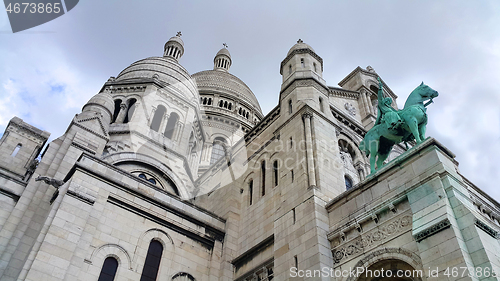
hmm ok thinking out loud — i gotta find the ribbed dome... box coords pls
[287,39,315,56]
[115,57,198,101]
[192,70,262,113]
[166,35,184,48]
[215,48,231,59]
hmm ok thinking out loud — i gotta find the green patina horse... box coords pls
[359,79,439,174]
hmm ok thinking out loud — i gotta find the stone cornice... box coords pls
[328,87,360,100]
[413,218,451,242]
[8,117,50,141]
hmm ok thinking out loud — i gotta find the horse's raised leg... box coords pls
[406,117,422,144]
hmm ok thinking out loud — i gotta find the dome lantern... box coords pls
[213,43,232,72]
[163,31,184,61]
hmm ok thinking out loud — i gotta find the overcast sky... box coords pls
[0,1,499,200]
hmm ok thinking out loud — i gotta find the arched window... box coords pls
[164,112,179,139]
[150,105,166,132]
[11,144,21,157]
[300,58,305,68]
[239,108,242,115]
[319,97,324,113]
[249,179,253,205]
[273,161,279,187]
[288,99,292,114]
[219,100,223,107]
[208,98,212,105]
[140,240,163,281]
[345,175,353,191]
[261,161,266,196]
[172,272,196,281]
[224,101,228,109]
[111,99,122,123]
[97,257,118,281]
[228,103,232,110]
[313,62,317,72]
[124,98,136,123]
[210,137,227,165]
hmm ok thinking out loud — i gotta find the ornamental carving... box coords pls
[344,102,356,116]
[332,215,412,264]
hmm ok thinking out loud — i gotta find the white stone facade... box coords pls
[0,35,499,281]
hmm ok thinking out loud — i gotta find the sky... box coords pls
[0,1,499,200]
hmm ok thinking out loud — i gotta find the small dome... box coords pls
[166,34,184,47]
[287,39,315,56]
[82,90,114,117]
[215,47,231,59]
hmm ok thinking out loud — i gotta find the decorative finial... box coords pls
[176,31,182,37]
[297,39,303,43]
[223,43,228,48]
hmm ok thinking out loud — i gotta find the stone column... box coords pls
[114,102,128,123]
[302,112,316,189]
[360,90,371,116]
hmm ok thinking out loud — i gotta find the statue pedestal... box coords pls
[326,138,500,279]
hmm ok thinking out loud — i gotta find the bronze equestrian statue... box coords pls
[359,78,438,174]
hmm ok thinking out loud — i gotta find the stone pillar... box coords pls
[302,112,316,189]
[114,102,128,123]
[361,90,371,116]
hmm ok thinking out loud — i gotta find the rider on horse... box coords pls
[375,77,402,130]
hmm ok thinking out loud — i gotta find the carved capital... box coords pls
[302,112,313,121]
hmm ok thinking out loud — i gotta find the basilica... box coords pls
[0,33,499,281]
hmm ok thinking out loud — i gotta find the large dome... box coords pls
[115,56,198,101]
[192,70,262,114]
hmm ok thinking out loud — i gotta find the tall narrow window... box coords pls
[291,169,294,182]
[292,208,296,224]
[150,105,166,132]
[319,97,324,113]
[300,58,305,68]
[288,64,292,75]
[313,62,317,72]
[273,160,279,187]
[288,99,292,114]
[261,161,266,196]
[11,144,21,157]
[111,99,122,123]
[249,180,253,205]
[294,255,298,269]
[140,240,163,281]
[164,112,178,139]
[289,137,293,149]
[210,137,226,164]
[124,98,136,123]
[98,257,118,281]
